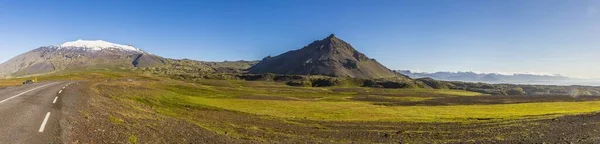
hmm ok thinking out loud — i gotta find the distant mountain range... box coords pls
[4,36,600,87]
[397,70,600,86]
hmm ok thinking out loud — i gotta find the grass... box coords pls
[8,70,600,142]
[109,115,125,124]
[0,79,23,88]
[6,70,600,123]
[7,71,600,123]
[186,97,600,122]
[128,135,138,144]
[79,74,600,123]
[333,87,483,97]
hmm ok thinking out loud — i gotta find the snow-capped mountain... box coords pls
[0,40,165,78]
[55,39,144,52]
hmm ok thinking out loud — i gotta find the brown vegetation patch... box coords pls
[63,82,250,143]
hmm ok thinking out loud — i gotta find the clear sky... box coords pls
[1,0,599,77]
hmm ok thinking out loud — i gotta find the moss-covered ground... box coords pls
[3,70,600,142]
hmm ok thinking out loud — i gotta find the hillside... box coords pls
[0,40,257,79]
[248,34,400,79]
[140,59,258,80]
[0,40,166,78]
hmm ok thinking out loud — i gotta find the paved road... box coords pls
[0,81,72,143]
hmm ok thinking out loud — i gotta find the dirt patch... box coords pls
[172,106,600,143]
[300,112,600,143]
[61,82,251,143]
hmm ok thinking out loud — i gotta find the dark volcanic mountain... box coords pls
[0,40,166,78]
[248,34,399,79]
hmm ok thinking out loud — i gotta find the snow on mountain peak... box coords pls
[58,39,143,52]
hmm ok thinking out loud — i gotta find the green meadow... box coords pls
[34,71,596,123]
[4,70,600,123]
[4,70,600,142]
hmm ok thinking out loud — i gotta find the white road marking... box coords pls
[52,97,58,103]
[0,83,56,104]
[58,90,62,94]
[39,112,51,132]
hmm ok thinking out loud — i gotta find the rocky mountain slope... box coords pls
[0,40,260,79]
[248,34,399,79]
[0,40,166,78]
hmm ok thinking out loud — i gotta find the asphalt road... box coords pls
[0,81,72,143]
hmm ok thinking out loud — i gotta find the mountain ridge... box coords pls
[0,44,165,78]
[397,70,575,84]
[0,40,260,79]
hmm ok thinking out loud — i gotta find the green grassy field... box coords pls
[5,70,600,142]
[113,80,600,122]
[32,71,589,123]
[185,97,600,122]
[4,71,600,123]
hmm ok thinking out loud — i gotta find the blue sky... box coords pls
[1,0,599,77]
